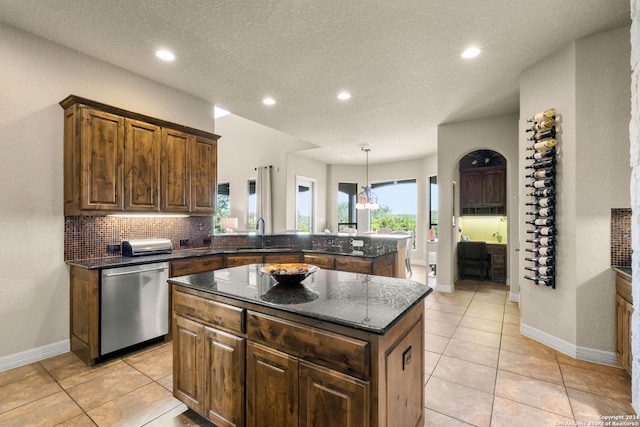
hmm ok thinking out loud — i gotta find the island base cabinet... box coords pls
[173,315,203,413]
[173,314,246,427]
[246,342,298,427]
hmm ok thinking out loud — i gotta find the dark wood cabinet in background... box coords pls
[61,95,220,216]
[460,165,506,215]
[487,244,507,282]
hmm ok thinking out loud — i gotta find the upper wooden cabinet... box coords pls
[460,166,506,215]
[61,95,220,216]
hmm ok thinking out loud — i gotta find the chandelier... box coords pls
[355,145,379,210]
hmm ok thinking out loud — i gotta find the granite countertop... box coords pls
[67,246,393,270]
[169,265,432,335]
[613,266,632,279]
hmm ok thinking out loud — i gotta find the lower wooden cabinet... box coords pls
[226,254,264,268]
[616,273,633,375]
[173,314,246,427]
[246,342,298,427]
[303,254,335,269]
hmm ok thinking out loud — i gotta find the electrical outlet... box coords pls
[327,238,334,244]
[352,239,364,247]
[106,244,121,253]
[180,239,189,247]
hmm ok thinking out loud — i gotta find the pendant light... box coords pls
[356,145,379,210]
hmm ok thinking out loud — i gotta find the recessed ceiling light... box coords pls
[262,97,276,105]
[156,49,175,61]
[337,91,351,100]
[461,47,480,59]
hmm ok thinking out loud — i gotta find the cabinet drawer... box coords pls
[171,255,224,277]
[303,254,335,269]
[335,256,372,274]
[173,290,244,334]
[617,273,633,304]
[247,311,369,379]
[264,254,301,264]
[226,255,263,267]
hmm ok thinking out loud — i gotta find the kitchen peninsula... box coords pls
[169,265,431,427]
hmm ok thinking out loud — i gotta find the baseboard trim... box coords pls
[435,283,454,293]
[509,291,520,303]
[0,340,70,372]
[521,323,618,366]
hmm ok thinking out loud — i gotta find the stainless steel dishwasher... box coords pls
[100,261,169,356]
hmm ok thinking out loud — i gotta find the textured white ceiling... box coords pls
[0,0,630,164]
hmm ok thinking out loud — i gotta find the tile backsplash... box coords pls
[611,208,632,267]
[64,216,213,261]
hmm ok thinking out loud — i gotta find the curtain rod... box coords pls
[254,165,273,170]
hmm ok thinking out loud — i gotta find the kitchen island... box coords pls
[169,264,431,427]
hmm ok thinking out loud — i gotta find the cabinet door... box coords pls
[299,361,369,427]
[173,315,204,414]
[170,255,224,277]
[460,170,483,208]
[192,136,217,213]
[246,342,298,427]
[482,168,506,206]
[204,327,245,427]
[162,128,192,212]
[80,108,124,211]
[124,119,160,211]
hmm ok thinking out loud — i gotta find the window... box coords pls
[429,176,438,239]
[370,179,417,245]
[214,182,230,234]
[338,182,358,231]
[248,179,256,230]
[296,176,315,232]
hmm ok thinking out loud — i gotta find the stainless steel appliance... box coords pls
[122,238,173,257]
[101,259,170,356]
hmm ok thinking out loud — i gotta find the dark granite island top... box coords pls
[169,264,431,334]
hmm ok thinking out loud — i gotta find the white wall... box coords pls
[0,23,217,366]
[215,114,316,233]
[519,26,631,360]
[436,114,520,293]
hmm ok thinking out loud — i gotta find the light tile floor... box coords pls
[0,266,634,426]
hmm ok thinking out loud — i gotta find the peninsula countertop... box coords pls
[169,264,432,335]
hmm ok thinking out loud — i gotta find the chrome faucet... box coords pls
[257,217,266,236]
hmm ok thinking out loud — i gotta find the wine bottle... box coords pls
[525,138,556,151]
[524,274,555,287]
[525,256,554,266]
[525,197,554,207]
[525,265,554,276]
[526,179,554,189]
[526,128,556,141]
[526,158,556,170]
[526,227,556,236]
[526,236,555,246]
[526,169,554,179]
[525,207,554,217]
[525,148,555,160]
[527,188,555,198]
[525,246,554,256]
[526,108,556,123]
[525,117,556,132]
[525,217,554,226]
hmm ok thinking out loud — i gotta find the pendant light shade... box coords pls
[355,145,379,210]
